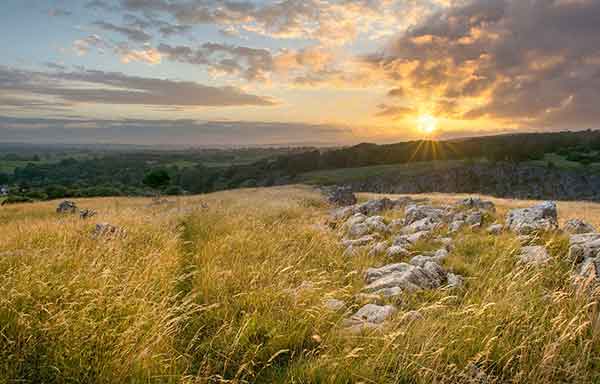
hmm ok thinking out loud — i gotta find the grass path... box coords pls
[1,187,600,382]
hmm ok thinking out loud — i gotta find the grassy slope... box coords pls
[1,186,600,383]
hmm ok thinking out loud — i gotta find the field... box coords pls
[2,186,600,383]
[299,160,468,185]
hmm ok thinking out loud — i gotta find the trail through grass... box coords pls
[2,187,600,382]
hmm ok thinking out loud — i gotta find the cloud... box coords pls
[0,66,277,109]
[93,20,153,42]
[367,0,600,128]
[0,116,353,146]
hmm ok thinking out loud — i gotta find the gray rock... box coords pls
[506,201,558,235]
[329,206,356,222]
[387,219,404,233]
[368,241,389,256]
[401,217,441,235]
[409,255,438,267]
[446,273,464,288]
[356,198,395,216]
[344,304,397,331]
[57,200,77,214]
[563,219,596,234]
[465,211,483,227]
[365,262,412,284]
[456,197,495,211]
[486,224,503,235]
[386,245,409,258]
[363,262,447,294]
[324,298,346,311]
[347,222,370,239]
[437,237,453,250]
[449,220,466,233]
[568,233,600,263]
[519,245,551,265]
[325,186,357,207]
[404,204,449,226]
[364,216,388,234]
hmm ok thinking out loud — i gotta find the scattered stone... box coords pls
[365,263,412,284]
[404,204,449,226]
[56,200,77,214]
[518,245,551,265]
[563,219,596,234]
[324,298,346,311]
[343,304,397,330]
[79,209,97,219]
[409,255,438,267]
[447,273,464,288]
[347,222,370,239]
[329,206,356,223]
[486,224,503,235]
[363,262,447,294]
[368,241,389,256]
[387,219,404,233]
[402,217,441,235]
[449,220,466,233]
[364,216,388,234]
[506,201,558,235]
[456,197,495,212]
[325,186,357,207]
[386,245,410,258]
[465,211,483,227]
[356,198,395,215]
[568,233,600,263]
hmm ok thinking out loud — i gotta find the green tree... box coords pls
[143,169,171,192]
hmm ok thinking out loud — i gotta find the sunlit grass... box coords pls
[1,186,600,382]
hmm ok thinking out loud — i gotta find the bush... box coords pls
[1,195,34,205]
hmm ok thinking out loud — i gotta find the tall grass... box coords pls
[1,186,600,383]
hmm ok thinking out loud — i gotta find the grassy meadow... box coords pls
[2,186,600,383]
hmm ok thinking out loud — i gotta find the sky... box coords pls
[1,0,599,146]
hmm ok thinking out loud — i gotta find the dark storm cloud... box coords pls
[370,0,600,128]
[0,66,276,108]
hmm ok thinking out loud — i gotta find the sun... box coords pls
[417,114,438,134]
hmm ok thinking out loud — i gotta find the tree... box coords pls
[143,169,171,192]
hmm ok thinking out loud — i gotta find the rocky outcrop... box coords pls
[518,245,551,265]
[506,201,558,234]
[343,304,397,332]
[325,186,357,207]
[341,163,600,201]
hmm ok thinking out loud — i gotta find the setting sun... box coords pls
[417,114,438,134]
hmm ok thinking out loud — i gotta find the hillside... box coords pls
[2,186,600,382]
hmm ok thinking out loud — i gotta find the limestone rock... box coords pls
[519,245,551,265]
[363,262,447,294]
[324,299,346,311]
[506,201,558,235]
[325,186,357,207]
[456,197,495,211]
[368,241,389,256]
[401,217,441,235]
[386,245,410,258]
[486,224,503,235]
[57,200,77,214]
[365,262,412,284]
[563,219,596,234]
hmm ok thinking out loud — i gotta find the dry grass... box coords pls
[1,185,600,383]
